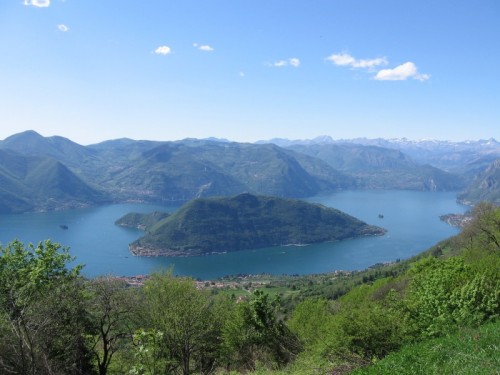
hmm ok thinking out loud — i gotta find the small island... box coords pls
[124,193,386,257]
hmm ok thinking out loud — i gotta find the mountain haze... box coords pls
[0,148,107,213]
[458,159,500,205]
[0,130,496,213]
[287,143,465,191]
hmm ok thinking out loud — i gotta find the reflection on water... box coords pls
[0,191,466,279]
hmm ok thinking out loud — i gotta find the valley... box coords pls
[2,130,498,214]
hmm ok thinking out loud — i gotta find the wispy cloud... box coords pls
[57,24,69,32]
[154,46,171,56]
[326,52,387,69]
[327,52,429,82]
[24,0,50,7]
[193,43,214,52]
[272,57,300,68]
[374,62,430,81]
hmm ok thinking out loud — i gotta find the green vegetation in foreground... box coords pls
[129,193,386,256]
[0,202,498,374]
[352,321,500,375]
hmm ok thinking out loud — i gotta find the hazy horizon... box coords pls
[1,129,498,147]
[1,1,499,144]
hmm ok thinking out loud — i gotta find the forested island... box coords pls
[115,211,169,230]
[123,193,386,257]
[0,203,498,374]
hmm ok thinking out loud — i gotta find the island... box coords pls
[122,193,386,257]
[115,211,169,230]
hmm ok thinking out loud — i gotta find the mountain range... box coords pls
[0,130,498,213]
[260,136,500,174]
[458,158,500,205]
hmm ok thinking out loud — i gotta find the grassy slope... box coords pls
[353,321,500,375]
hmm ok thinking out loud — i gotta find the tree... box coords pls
[142,272,221,375]
[86,276,140,375]
[222,290,302,371]
[462,202,500,253]
[0,240,94,374]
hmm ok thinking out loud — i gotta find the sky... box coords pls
[0,0,499,145]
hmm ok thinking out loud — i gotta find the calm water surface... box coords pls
[0,191,466,279]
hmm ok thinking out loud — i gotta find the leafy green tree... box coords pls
[86,276,140,375]
[142,272,222,375]
[222,290,301,371]
[129,329,171,375]
[0,240,94,374]
[288,298,330,347]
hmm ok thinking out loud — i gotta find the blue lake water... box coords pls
[0,191,466,279]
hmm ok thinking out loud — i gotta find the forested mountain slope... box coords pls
[288,143,465,191]
[0,149,108,213]
[1,130,492,213]
[129,193,385,256]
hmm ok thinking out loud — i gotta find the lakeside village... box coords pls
[111,210,467,293]
[111,262,394,298]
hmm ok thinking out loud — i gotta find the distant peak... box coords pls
[4,130,43,140]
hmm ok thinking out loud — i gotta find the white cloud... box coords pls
[326,52,387,69]
[24,0,50,7]
[289,58,300,67]
[199,45,214,52]
[272,57,300,68]
[374,62,430,81]
[57,24,69,32]
[193,43,214,52]
[154,46,171,55]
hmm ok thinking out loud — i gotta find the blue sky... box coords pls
[1,0,499,144]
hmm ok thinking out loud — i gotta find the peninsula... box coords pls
[125,193,386,257]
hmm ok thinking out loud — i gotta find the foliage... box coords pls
[282,204,500,373]
[222,290,302,372]
[129,329,171,375]
[141,272,224,375]
[0,240,93,374]
[86,276,141,375]
[0,202,498,374]
[352,320,500,375]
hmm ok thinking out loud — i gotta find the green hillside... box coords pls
[352,321,500,375]
[106,142,353,202]
[130,193,386,256]
[0,149,108,213]
[115,211,169,230]
[288,143,465,191]
[1,131,479,213]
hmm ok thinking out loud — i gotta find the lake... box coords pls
[0,190,466,279]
